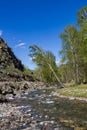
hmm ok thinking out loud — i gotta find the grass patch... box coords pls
[57,84,87,98]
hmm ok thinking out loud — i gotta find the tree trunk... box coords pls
[48,63,64,88]
[75,63,79,84]
[41,49,64,88]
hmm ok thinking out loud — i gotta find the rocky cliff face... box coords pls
[0,38,36,102]
[0,38,24,71]
[0,38,25,81]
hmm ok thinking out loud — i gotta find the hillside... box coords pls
[0,38,24,70]
[0,38,33,81]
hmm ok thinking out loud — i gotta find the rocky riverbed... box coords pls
[0,102,41,130]
[0,82,60,130]
[0,82,87,130]
[0,96,61,130]
[0,81,49,102]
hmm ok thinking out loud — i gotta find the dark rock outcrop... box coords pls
[0,38,35,82]
[0,38,35,102]
[0,38,24,71]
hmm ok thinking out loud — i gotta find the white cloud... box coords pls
[0,30,3,36]
[56,58,61,66]
[15,42,26,48]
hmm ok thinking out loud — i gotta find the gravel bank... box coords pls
[0,100,60,130]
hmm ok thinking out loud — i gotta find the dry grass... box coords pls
[57,84,87,98]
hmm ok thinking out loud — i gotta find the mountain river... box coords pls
[14,88,87,130]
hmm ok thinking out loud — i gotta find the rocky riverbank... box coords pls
[0,90,61,130]
[0,102,42,130]
[0,81,58,130]
[51,91,87,102]
[0,83,87,130]
[0,81,49,102]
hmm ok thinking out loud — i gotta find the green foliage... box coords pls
[60,25,81,84]
[78,6,87,26]
[58,63,74,83]
[60,6,87,84]
[32,68,42,80]
[28,6,87,86]
[29,45,57,83]
[29,45,64,87]
[60,25,79,62]
[23,67,32,75]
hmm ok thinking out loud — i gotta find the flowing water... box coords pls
[16,88,87,129]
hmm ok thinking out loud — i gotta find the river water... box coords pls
[16,88,87,129]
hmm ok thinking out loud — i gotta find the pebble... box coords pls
[0,102,58,130]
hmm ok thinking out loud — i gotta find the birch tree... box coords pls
[29,45,64,88]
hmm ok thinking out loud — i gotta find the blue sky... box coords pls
[0,0,87,69]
